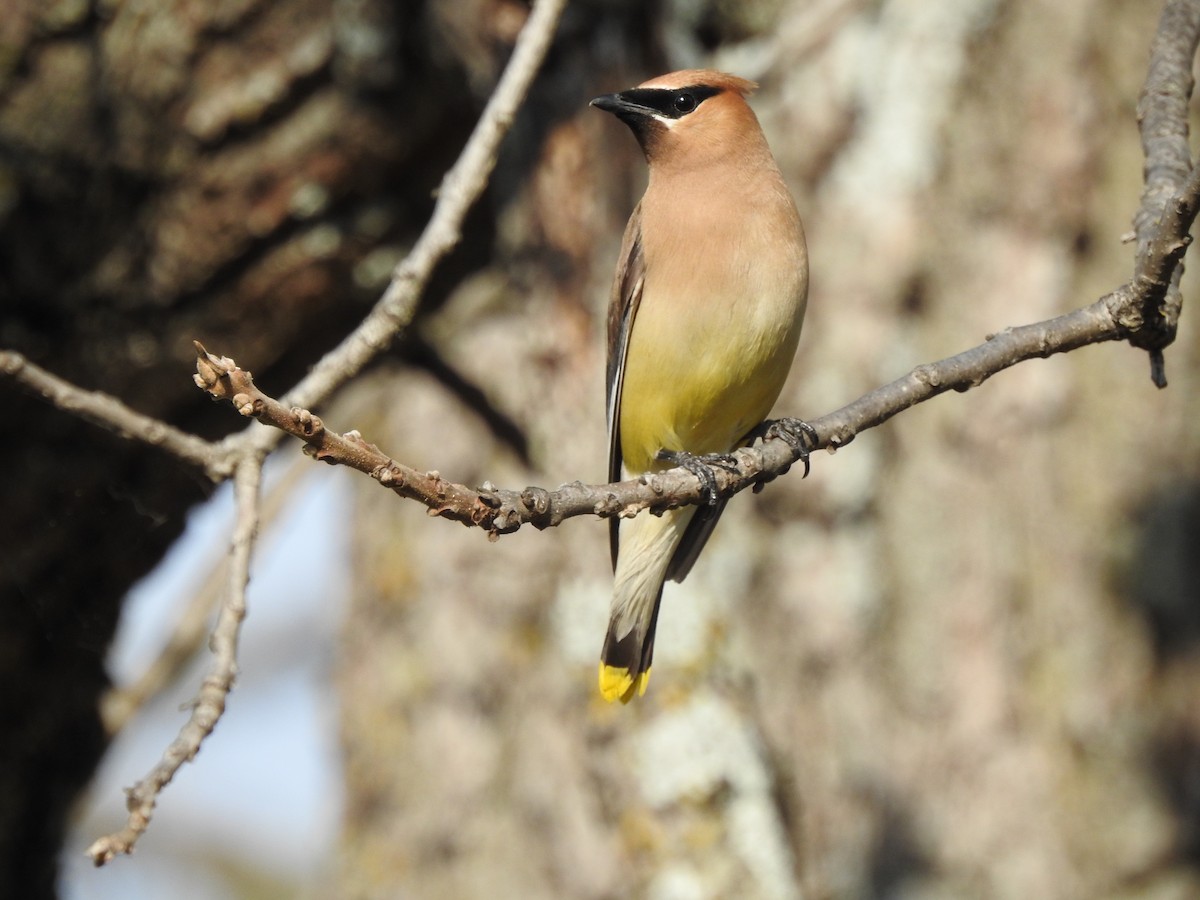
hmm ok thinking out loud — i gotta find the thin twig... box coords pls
[86,452,262,866]
[0,351,225,478]
[99,456,313,737]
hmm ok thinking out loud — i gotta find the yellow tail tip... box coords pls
[598,663,651,704]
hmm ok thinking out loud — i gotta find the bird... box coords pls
[591,70,810,703]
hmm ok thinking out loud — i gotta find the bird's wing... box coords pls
[606,202,646,570]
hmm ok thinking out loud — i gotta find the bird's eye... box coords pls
[672,92,697,114]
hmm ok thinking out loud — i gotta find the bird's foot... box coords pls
[656,449,740,506]
[763,417,818,478]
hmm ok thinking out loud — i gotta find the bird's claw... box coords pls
[656,449,738,506]
[765,417,817,478]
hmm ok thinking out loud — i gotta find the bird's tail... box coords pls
[599,506,696,703]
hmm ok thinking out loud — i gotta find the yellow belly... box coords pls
[618,282,804,474]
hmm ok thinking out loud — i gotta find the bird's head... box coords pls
[591,70,764,169]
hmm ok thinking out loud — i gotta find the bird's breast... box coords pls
[618,190,807,473]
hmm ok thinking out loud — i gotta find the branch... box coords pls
[99,457,313,737]
[0,351,225,478]
[86,452,262,866]
[1130,0,1200,382]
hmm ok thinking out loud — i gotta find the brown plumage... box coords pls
[592,70,809,702]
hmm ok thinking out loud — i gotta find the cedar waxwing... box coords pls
[591,70,809,703]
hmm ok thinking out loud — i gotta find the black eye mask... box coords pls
[609,85,723,120]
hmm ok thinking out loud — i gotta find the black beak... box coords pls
[589,93,629,113]
[590,92,653,130]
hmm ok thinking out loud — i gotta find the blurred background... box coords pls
[3,0,1200,897]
